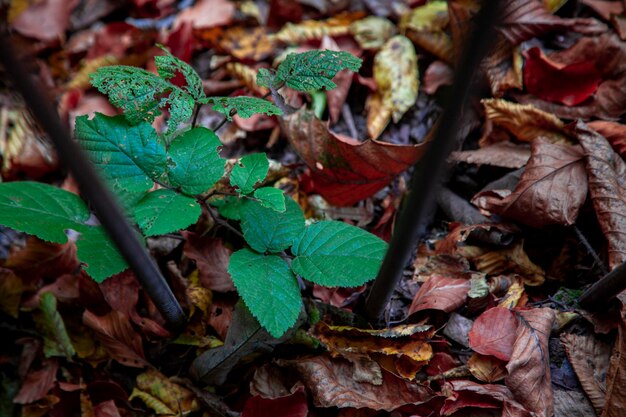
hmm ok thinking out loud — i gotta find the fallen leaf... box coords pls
[580,0,624,20]
[0,268,23,318]
[94,400,122,417]
[271,12,362,43]
[451,142,531,169]
[367,35,419,139]
[182,232,235,292]
[173,0,235,30]
[443,312,474,348]
[408,276,471,314]
[574,121,626,269]
[134,369,199,415]
[11,0,79,41]
[442,380,529,416]
[283,108,426,206]
[242,386,308,417]
[14,359,59,404]
[469,307,518,361]
[468,241,546,286]
[602,299,626,417]
[82,310,147,368]
[349,16,397,50]
[560,332,610,414]
[553,389,598,417]
[588,120,626,161]
[423,60,454,95]
[467,353,508,382]
[399,1,453,63]
[34,292,75,360]
[218,26,275,62]
[523,46,602,106]
[471,138,587,228]
[505,307,555,417]
[277,355,434,411]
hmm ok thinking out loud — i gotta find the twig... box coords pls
[192,104,201,128]
[201,200,244,239]
[573,225,608,275]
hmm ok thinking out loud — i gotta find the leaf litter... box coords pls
[3,0,626,416]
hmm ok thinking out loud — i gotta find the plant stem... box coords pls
[200,199,244,239]
[192,104,202,128]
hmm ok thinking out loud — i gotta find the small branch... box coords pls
[201,199,244,239]
[573,225,608,275]
[213,109,237,132]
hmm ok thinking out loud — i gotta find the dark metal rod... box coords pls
[0,33,186,329]
[364,0,503,320]
[579,264,626,309]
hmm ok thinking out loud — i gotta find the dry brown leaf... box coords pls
[574,121,626,269]
[408,275,471,314]
[277,355,434,411]
[423,60,454,95]
[182,232,235,292]
[0,268,23,318]
[602,299,626,417]
[135,369,199,415]
[481,99,568,144]
[467,353,508,383]
[471,138,587,228]
[560,332,610,414]
[505,308,555,417]
[588,120,626,161]
[451,142,531,169]
[272,12,363,43]
[470,241,546,286]
[483,41,524,97]
[580,0,624,20]
[553,389,598,417]
[321,36,354,124]
[11,0,79,42]
[367,35,419,139]
[14,359,59,404]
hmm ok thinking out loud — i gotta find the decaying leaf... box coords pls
[276,355,434,411]
[0,268,22,318]
[588,120,626,161]
[602,299,626,417]
[242,386,308,417]
[399,1,453,62]
[182,232,235,292]
[408,275,471,314]
[471,138,587,228]
[441,379,530,416]
[574,121,626,269]
[467,353,508,383]
[282,108,426,205]
[13,359,59,405]
[271,12,363,43]
[367,35,419,139]
[505,308,555,417]
[349,16,397,50]
[469,307,518,361]
[133,369,199,415]
[451,142,531,169]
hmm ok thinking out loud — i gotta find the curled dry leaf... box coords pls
[423,60,454,95]
[408,275,471,314]
[451,141,531,169]
[471,138,587,228]
[282,108,427,206]
[441,380,529,416]
[467,353,508,383]
[481,99,568,144]
[276,355,434,411]
[505,308,555,417]
[573,121,626,269]
[516,34,626,120]
[560,332,610,414]
[468,241,546,286]
[173,0,235,30]
[469,306,518,361]
[367,35,419,139]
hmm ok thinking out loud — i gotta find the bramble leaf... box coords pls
[256,68,274,89]
[133,189,201,236]
[253,187,286,212]
[166,127,225,195]
[75,226,129,282]
[240,197,305,253]
[274,50,362,91]
[155,45,205,101]
[291,221,387,287]
[75,113,167,192]
[202,97,282,120]
[230,153,269,194]
[0,182,90,242]
[228,249,302,337]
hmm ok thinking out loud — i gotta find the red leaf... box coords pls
[173,0,235,30]
[283,109,427,206]
[423,61,454,95]
[83,310,147,368]
[14,359,59,404]
[182,232,235,292]
[11,0,79,42]
[94,400,122,417]
[523,47,601,106]
[242,386,308,417]
[409,276,471,314]
[469,307,518,361]
[505,308,555,417]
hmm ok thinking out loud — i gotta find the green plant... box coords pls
[0,47,386,337]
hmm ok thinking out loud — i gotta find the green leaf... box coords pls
[75,113,167,192]
[230,153,269,194]
[291,221,387,287]
[133,189,201,236]
[167,127,225,195]
[90,64,195,132]
[256,68,274,89]
[0,182,90,242]
[75,226,129,282]
[228,249,302,337]
[35,292,75,359]
[211,196,244,220]
[275,50,362,91]
[240,197,304,253]
[155,45,205,101]
[253,187,286,212]
[202,97,282,120]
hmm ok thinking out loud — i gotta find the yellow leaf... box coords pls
[349,16,397,50]
[135,369,199,415]
[129,388,176,416]
[272,12,364,44]
[400,1,453,62]
[225,62,269,96]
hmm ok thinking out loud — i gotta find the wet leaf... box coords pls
[574,121,626,269]
[367,35,419,139]
[588,120,626,161]
[505,308,555,417]
[469,307,518,361]
[408,276,471,314]
[471,138,587,228]
[283,108,426,206]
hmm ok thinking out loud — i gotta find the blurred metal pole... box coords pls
[364,0,504,320]
[0,32,186,329]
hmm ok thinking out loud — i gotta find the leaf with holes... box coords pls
[133,189,201,237]
[75,226,129,282]
[0,182,90,243]
[240,197,305,253]
[253,187,286,212]
[230,153,269,195]
[75,113,167,192]
[167,127,225,196]
[228,249,302,337]
[202,97,282,120]
[155,44,205,101]
[291,221,387,287]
